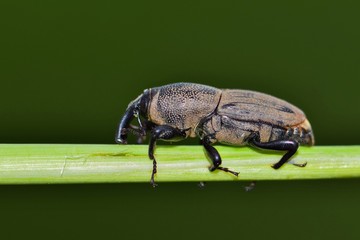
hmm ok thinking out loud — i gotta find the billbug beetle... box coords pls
[116,82,314,187]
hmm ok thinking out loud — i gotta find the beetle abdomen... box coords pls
[203,116,314,146]
[283,119,314,145]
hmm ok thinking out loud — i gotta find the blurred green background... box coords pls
[0,0,360,239]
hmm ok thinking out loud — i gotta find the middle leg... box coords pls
[201,136,239,177]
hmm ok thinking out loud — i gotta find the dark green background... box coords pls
[1,0,359,239]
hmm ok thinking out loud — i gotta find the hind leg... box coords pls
[248,133,304,169]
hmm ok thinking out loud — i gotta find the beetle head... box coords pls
[115,89,151,144]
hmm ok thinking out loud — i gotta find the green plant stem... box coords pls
[0,144,359,184]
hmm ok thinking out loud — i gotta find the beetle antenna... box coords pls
[135,109,144,129]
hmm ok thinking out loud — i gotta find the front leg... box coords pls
[148,125,188,187]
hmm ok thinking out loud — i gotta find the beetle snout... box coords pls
[115,137,127,144]
[115,128,128,144]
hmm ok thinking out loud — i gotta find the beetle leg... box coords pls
[123,124,146,144]
[249,134,301,169]
[127,118,157,143]
[201,137,239,177]
[148,125,188,187]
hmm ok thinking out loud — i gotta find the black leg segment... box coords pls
[201,136,239,177]
[248,133,302,169]
[148,125,188,187]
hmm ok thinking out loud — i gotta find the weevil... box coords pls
[115,82,314,187]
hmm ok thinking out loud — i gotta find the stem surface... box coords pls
[0,144,359,184]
